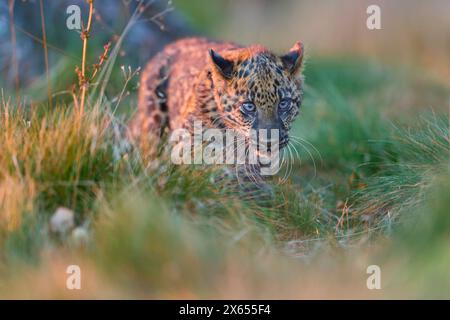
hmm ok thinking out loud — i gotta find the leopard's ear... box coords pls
[280,41,304,75]
[209,49,234,79]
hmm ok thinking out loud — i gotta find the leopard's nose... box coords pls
[255,127,286,152]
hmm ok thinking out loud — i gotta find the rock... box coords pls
[70,226,90,246]
[50,207,75,234]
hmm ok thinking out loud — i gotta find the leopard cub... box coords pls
[130,37,305,184]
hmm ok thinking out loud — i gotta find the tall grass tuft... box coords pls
[353,114,449,228]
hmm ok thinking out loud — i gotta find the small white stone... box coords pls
[50,207,75,234]
[71,226,90,246]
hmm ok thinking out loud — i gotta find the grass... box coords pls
[1,3,450,298]
[0,54,448,298]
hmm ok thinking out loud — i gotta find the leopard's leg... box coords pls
[212,164,274,204]
[236,164,274,201]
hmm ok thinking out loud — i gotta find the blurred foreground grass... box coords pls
[0,55,449,298]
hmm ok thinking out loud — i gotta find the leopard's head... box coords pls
[208,41,304,149]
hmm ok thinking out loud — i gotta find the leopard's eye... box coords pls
[241,102,256,114]
[278,98,291,111]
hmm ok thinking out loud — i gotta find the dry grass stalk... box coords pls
[79,0,95,116]
[8,0,19,98]
[39,0,52,108]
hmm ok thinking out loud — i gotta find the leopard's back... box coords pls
[131,37,239,137]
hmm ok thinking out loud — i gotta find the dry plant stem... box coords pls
[72,90,80,111]
[39,0,52,108]
[8,0,19,97]
[79,0,95,116]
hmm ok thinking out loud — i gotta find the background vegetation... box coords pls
[0,0,449,298]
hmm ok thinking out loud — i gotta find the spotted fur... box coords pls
[130,37,304,183]
[131,36,303,137]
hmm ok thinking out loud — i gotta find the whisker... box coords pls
[289,136,318,176]
[290,135,323,164]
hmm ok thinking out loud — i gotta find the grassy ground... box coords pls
[0,50,449,298]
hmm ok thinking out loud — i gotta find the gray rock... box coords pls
[50,207,75,234]
[71,226,90,246]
